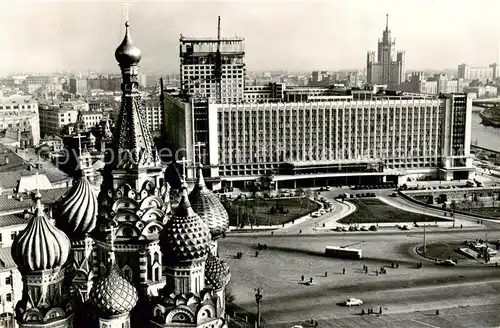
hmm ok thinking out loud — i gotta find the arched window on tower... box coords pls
[154,252,160,264]
[154,266,160,282]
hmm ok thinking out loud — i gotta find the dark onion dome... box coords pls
[161,184,210,264]
[89,265,138,317]
[205,253,231,290]
[12,193,71,273]
[54,173,98,240]
[188,165,229,240]
[115,21,142,66]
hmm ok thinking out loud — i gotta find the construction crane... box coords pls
[214,16,222,104]
[340,241,364,249]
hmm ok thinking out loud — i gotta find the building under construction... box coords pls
[179,17,245,104]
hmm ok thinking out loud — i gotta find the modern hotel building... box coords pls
[164,20,473,190]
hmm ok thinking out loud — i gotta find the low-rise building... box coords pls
[0,95,40,146]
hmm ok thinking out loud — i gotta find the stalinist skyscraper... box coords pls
[366,14,405,90]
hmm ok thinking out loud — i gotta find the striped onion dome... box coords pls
[161,184,210,264]
[54,173,98,240]
[205,253,231,290]
[12,193,71,274]
[188,165,229,240]
[89,264,138,317]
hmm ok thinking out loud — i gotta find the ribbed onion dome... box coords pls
[115,21,142,66]
[54,173,98,240]
[188,165,229,240]
[89,265,138,317]
[205,253,231,290]
[11,194,71,274]
[161,184,210,264]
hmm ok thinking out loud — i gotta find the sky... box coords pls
[1,0,500,75]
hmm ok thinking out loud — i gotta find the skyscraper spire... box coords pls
[385,14,389,31]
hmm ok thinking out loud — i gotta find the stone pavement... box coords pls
[264,303,500,328]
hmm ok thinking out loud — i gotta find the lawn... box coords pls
[416,242,469,261]
[228,198,319,227]
[339,198,450,224]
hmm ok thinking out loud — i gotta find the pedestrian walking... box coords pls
[343,268,346,275]
[310,277,313,283]
[255,251,259,257]
[324,271,328,277]
[301,275,304,281]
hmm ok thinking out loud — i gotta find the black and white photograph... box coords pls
[0,1,500,327]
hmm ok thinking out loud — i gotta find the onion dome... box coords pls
[115,22,142,66]
[205,254,231,290]
[188,165,229,240]
[54,172,98,240]
[161,184,210,264]
[11,194,71,273]
[89,266,138,317]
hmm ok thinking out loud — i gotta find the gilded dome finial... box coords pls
[115,20,142,66]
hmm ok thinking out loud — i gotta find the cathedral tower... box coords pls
[94,21,170,306]
[54,170,98,304]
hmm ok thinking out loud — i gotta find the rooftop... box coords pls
[0,145,28,173]
[0,95,36,105]
[0,187,70,214]
[180,36,244,42]
[0,247,16,272]
[0,213,29,228]
[0,144,70,191]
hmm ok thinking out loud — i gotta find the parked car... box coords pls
[343,298,363,306]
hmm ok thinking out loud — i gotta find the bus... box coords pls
[325,246,362,259]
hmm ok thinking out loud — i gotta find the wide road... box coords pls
[220,229,500,325]
[248,279,500,324]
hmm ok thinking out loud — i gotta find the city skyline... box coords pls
[1,0,500,75]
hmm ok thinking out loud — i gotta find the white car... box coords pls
[343,298,363,306]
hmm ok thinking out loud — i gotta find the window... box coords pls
[10,232,16,241]
[5,277,11,285]
[6,294,11,302]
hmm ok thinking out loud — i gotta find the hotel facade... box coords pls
[164,19,473,190]
[165,92,473,190]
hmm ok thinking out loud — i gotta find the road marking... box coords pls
[411,319,441,328]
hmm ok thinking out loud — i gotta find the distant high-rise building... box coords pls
[69,78,88,95]
[366,14,405,90]
[457,63,497,82]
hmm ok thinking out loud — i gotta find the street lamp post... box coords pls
[255,288,263,328]
[423,225,427,256]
